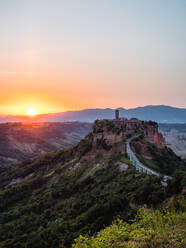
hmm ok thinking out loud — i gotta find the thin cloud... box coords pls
[0,72,33,74]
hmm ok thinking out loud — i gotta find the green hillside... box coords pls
[0,124,186,248]
[131,135,186,175]
[73,198,186,248]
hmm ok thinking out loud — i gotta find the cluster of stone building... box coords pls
[93,109,165,148]
[114,109,144,131]
[117,109,165,147]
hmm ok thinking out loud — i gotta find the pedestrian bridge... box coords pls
[126,135,172,182]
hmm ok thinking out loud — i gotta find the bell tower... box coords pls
[115,109,119,120]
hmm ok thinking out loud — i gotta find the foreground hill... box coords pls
[1,105,186,123]
[0,122,91,165]
[74,198,186,248]
[0,118,185,247]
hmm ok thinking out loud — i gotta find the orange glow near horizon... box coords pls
[27,108,37,117]
[0,1,186,115]
[0,99,69,116]
[1,67,185,116]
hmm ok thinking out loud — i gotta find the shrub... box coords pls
[73,198,186,248]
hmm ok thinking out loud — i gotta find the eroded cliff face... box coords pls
[144,124,165,148]
[0,122,91,165]
[89,118,165,157]
[154,132,165,148]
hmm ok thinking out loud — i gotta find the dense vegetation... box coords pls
[73,198,186,248]
[132,136,186,175]
[0,150,170,248]
[147,144,186,175]
[0,125,186,248]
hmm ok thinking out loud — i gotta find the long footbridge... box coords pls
[126,135,172,181]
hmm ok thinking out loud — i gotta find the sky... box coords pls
[0,0,186,115]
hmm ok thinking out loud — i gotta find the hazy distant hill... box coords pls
[159,123,186,159]
[0,122,91,165]
[1,105,186,123]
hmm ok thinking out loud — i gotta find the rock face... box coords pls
[91,117,165,155]
[154,132,165,148]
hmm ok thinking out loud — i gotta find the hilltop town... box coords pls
[90,110,165,158]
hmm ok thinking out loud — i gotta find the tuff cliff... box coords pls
[90,118,165,156]
[86,118,184,176]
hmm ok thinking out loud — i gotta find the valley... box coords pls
[159,123,186,159]
[0,122,91,165]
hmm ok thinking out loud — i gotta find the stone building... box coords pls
[115,109,119,120]
[92,109,165,148]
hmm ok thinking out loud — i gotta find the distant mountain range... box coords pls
[1,105,186,123]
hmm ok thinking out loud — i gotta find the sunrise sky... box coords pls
[0,0,186,115]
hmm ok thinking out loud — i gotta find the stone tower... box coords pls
[115,109,119,120]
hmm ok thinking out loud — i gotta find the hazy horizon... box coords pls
[0,0,186,115]
[0,104,186,117]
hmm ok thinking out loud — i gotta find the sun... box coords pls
[27,108,37,117]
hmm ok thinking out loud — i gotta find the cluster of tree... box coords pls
[132,140,186,176]
[0,154,171,248]
[73,197,186,248]
[147,144,186,175]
